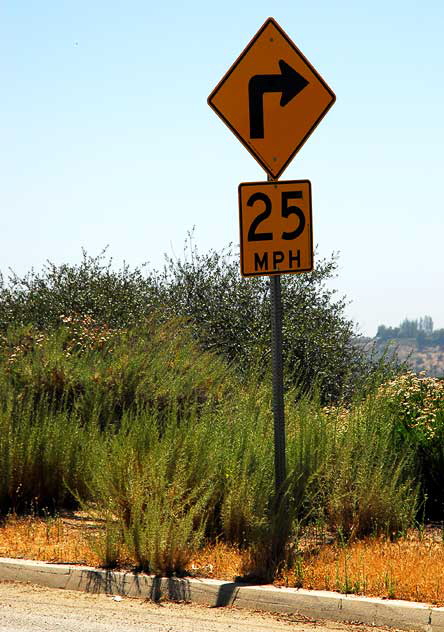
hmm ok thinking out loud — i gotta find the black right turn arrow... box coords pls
[248,60,309,139]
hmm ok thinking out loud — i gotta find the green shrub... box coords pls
[0,242,396,403]
[154,241,376,403]
[85,406,219,573]
[272,387,420,540]
[0,316,232,426]
[0,395,99,514]
[316,394,418,538]
[0,249,159,331]
[376,372,444,518]
[0,301,422,576]
[0,316,234,520]
[377,372,444,443]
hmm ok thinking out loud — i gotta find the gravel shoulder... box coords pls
[0,581,405,632]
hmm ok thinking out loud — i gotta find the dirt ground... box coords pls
[0,581,410,632]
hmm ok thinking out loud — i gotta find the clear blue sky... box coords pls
[1,0,443,336]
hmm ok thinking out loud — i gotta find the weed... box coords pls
[384,568,397,599]
[0,316,424,577]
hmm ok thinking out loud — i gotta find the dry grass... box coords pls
[188,542,246,580]
[0,513,101,566]
[1,514,444,605]
[286,528,444,606]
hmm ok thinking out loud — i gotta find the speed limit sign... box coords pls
[238,179,313,277]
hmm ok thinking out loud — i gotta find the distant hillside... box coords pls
[357,316,444,378]
[357,337,444,378]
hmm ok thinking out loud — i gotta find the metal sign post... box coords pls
[270,271,286,506]
[270,272,288,567]
[208,16,335,571]
[267,172,287,566]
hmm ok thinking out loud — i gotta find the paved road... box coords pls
[0,581,404,632]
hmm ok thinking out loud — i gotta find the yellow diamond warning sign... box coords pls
[238,180,313,277]
[208,18,335,178]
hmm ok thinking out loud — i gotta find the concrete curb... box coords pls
[0,557,443,631]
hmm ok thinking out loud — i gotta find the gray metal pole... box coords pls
[270,272,286,506]
[268,175,286,509]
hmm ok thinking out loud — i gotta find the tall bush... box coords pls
[144,240,385,403]
[376,372,444,518]
[0,241,392,403]
[0,249,159,331]
[319,398,418,538]
[0,395,99,513]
